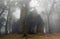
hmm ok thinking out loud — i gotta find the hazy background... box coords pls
[0,0,60,34]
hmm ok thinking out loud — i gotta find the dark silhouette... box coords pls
[23,12,44,37]
[12,19,20,34]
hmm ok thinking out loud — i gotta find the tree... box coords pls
[47,0,56,33]
[0,4,7,35]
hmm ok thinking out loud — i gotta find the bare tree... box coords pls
[47,0,56,33]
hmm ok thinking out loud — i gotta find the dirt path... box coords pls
[0,33,60,39]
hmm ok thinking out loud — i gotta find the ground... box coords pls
[0,33,60,39]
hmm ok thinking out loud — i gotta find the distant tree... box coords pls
[0,4,7,34]
[48,0,56,33]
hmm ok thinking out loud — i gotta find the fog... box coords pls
[0,0,60,34]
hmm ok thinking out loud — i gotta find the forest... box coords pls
[0,0,60,35]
